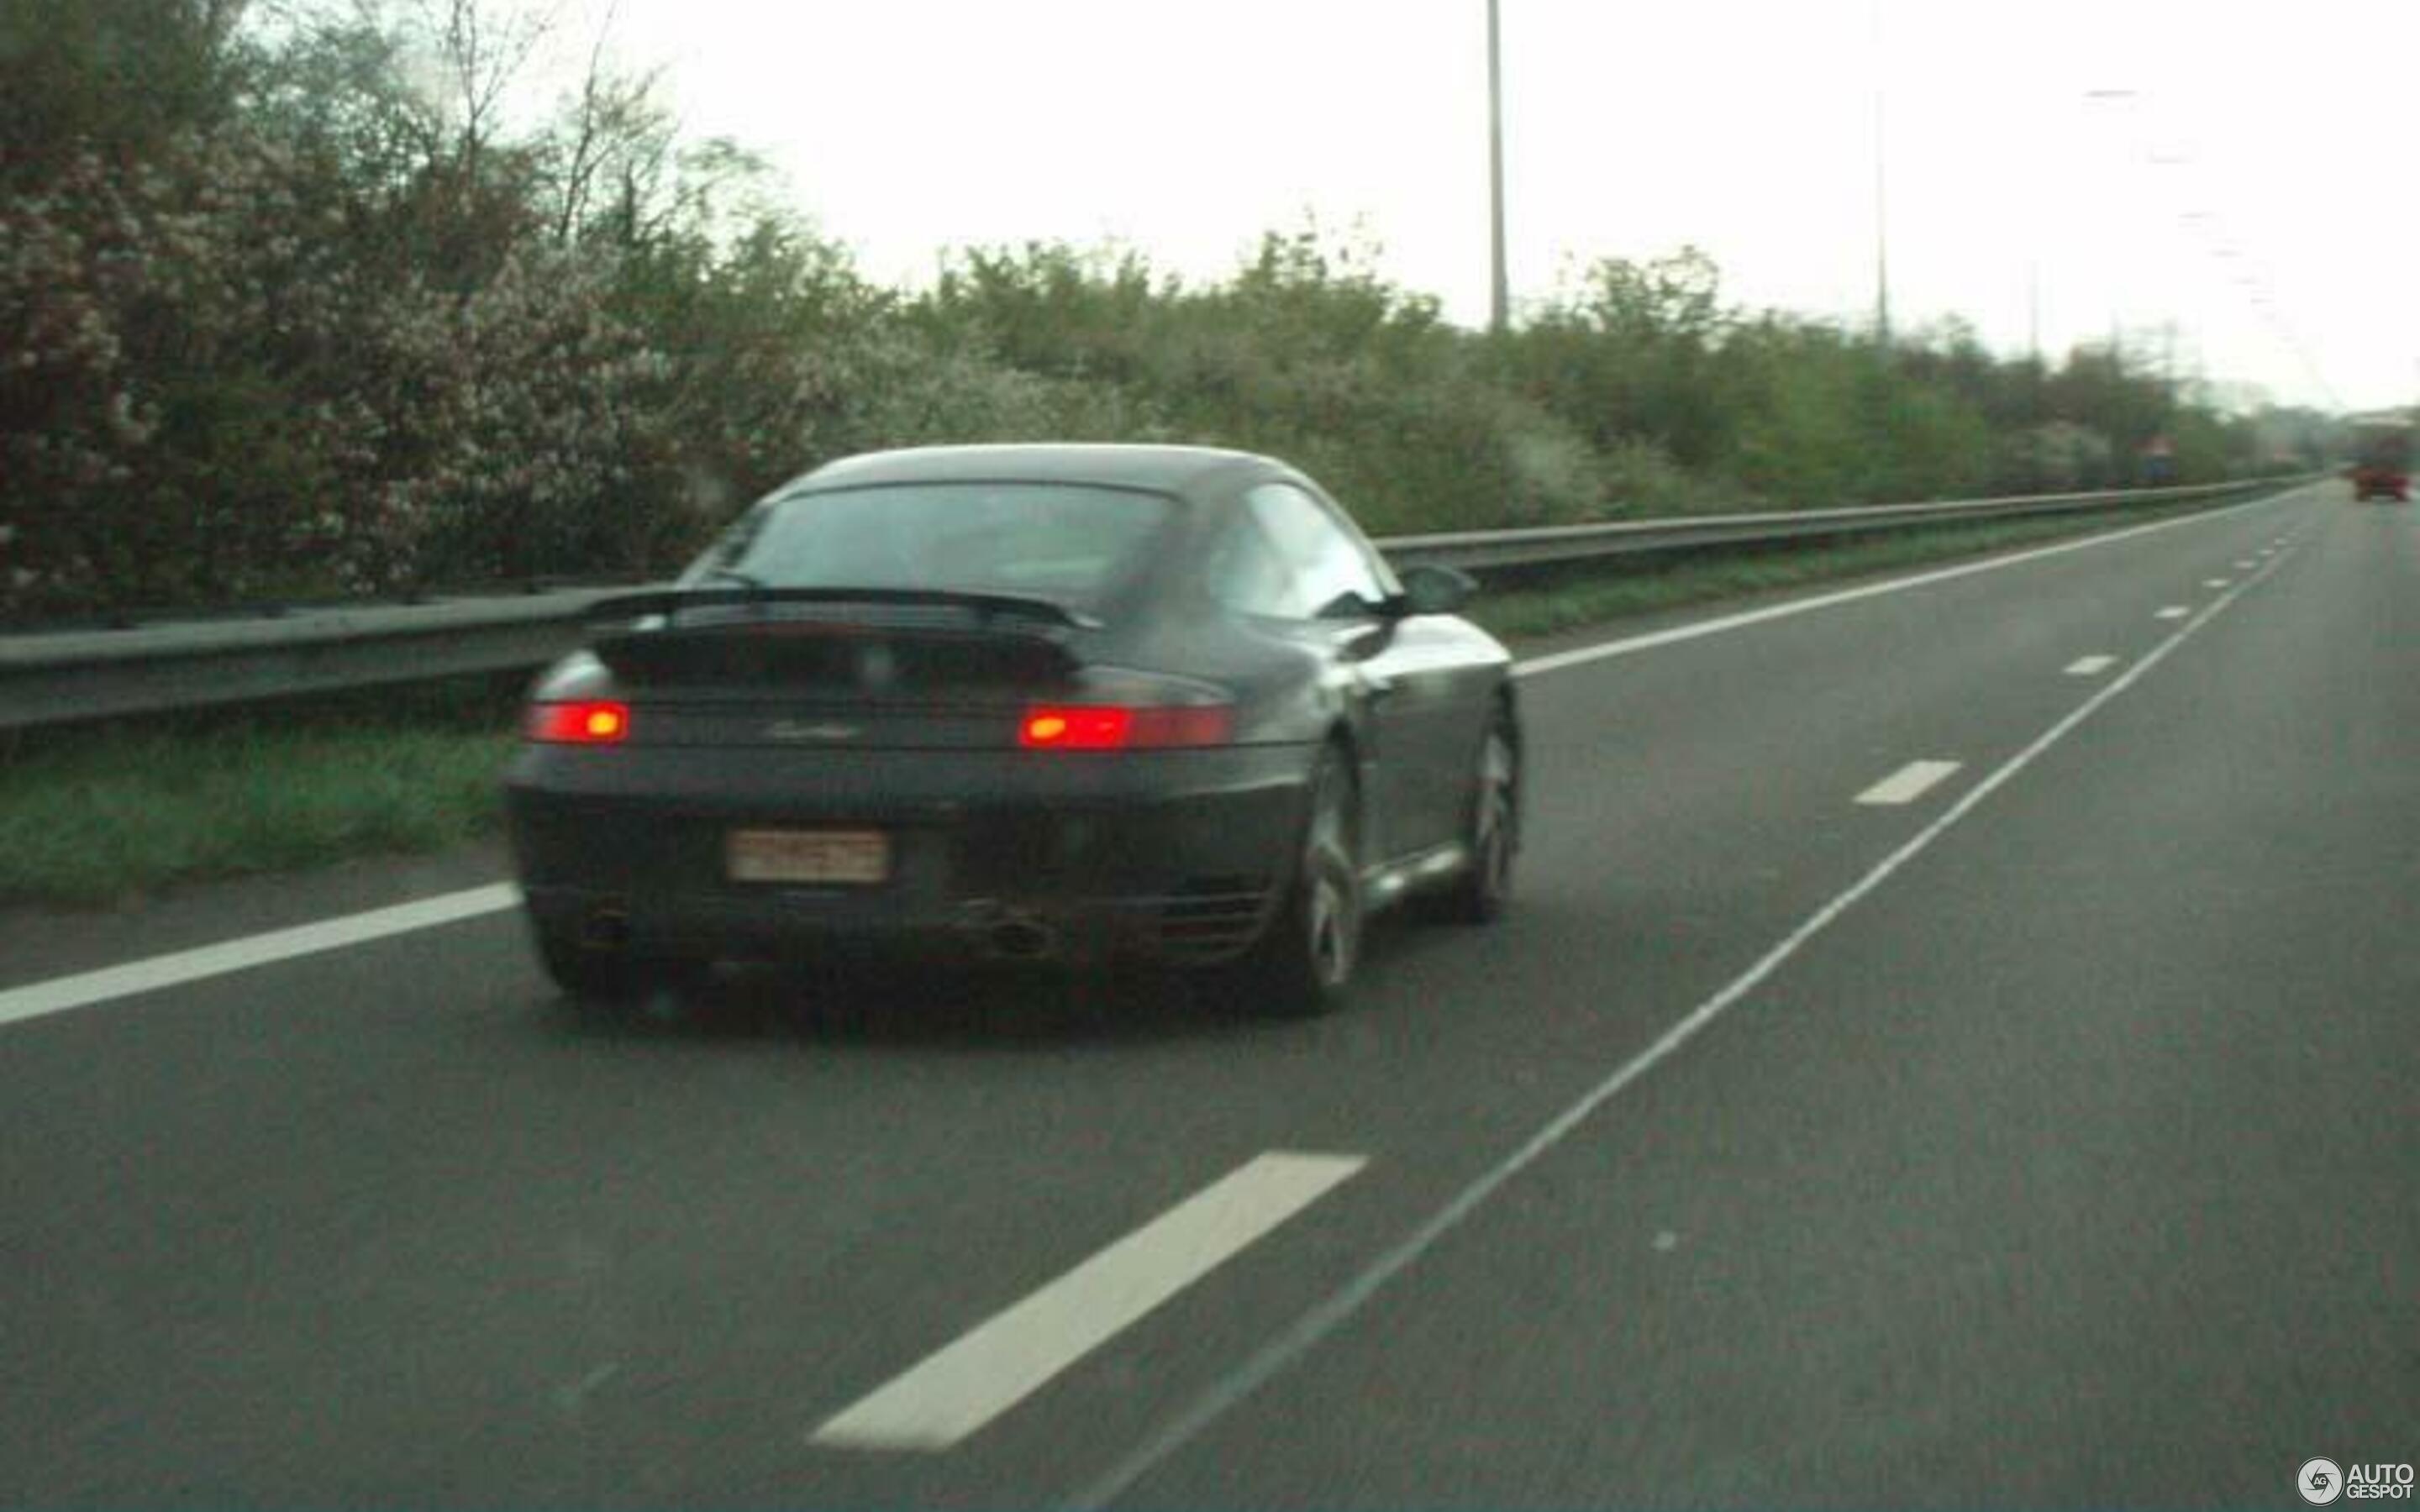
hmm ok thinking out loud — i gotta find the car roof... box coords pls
[783,444,1286,500]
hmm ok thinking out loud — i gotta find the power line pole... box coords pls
[1487,0,1509,333]
[2027,259,2044,490]
[2028,260,2042,369]
[1870,0,1891,349]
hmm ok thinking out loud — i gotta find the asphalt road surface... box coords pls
[3,479,2413,1508]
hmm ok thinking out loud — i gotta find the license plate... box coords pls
[726,828,890,885]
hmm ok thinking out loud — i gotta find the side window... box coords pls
[1244,483,1390,619]
[1203,511,1302,617]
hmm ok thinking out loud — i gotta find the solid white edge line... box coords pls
[1511,486,2305,680]
[2064,655,2119,677]
[811,1151,1365,1452]
[0,884,521,1028]
[1063,537,2299,1512]
[1854,759,1963,806]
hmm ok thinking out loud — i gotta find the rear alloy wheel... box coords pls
[1431,717,1518,925]
[1229,748,1362,1017]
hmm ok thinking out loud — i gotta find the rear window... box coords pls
[694,482,1176,605]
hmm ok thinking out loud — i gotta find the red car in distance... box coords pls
[2349,421,2412,501]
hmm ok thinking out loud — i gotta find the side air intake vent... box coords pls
[1151,876,1270,962]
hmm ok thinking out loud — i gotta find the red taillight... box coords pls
[526,700,630,744]
[1018,704,1233,750]
[1020,706,1129,749]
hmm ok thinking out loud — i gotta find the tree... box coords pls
[0,0,252,190]
[1509,247,1736,469]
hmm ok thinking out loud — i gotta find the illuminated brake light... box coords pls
[1019,706,1130,749]
[1018,704,1231,750]
[527,700,630,744]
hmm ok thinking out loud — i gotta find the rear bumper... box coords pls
[502,742,1317,969]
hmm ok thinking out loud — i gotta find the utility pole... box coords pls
[2028,260,2044,491]
[1486,0,1510,333]
[2082,89,2139,380]
[1870,0,1891,349]
[2027,260,2042,370]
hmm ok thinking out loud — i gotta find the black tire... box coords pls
[1431,713,1518,926]
[1224,747,1362,1017]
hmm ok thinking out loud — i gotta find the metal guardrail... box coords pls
[1377,478,2281,570]
[0,589,620,731]
[0,476,2309,731]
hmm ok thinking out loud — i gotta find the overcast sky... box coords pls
[554,0,2420,412]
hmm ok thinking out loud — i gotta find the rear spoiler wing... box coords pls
[583,586,1103,632]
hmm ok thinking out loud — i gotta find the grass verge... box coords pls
[0,677,523,909]
[0,501,2233,910]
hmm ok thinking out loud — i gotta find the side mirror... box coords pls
[1396,564,1477,617]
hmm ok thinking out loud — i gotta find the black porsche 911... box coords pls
[502,444,1521,1016]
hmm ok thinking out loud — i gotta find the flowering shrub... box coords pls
[0,123,688,612]
[1,129,384,613]
[349,248,677,589]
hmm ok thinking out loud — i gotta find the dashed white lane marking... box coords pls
[811,1152,1365,1452]
[2204,578,2232,589]
[1514,490,2296,680]
[1064,537,2291,1512]
[1854,760,1964,806]
[2234,559,2256,570]
[2156,606,2191,620]
[0,885,521,1029]
[2065,655,2119,677]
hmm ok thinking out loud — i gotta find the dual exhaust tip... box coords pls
[966,902,1060,962]
[986,916,1058,960]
